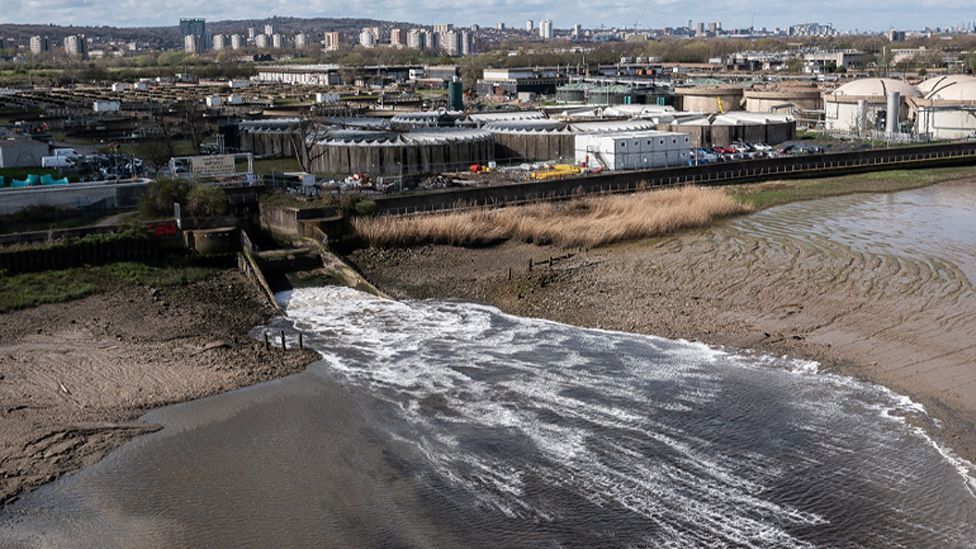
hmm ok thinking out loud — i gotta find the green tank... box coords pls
[448,80,464,111]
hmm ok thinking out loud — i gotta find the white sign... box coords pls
[190,155,236,177]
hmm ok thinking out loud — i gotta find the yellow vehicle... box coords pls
[530,164,582,181]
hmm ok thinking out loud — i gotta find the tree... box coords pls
[966,53,976,75]
[186,185,228,217]
[139,178,192,218]
[288,113,329,174]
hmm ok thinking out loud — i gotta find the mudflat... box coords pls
[0,270,317,505]
[349,181,976,463]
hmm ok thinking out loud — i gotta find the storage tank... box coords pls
[675,86,744,113]
[743,85,822,113]
[448,79,464,111]
[913,76,976,139]
[823,78,919,133]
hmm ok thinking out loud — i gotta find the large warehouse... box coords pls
[823,78,920,133]
[912,75,976,139]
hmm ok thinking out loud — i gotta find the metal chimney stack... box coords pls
[885,91,900,136]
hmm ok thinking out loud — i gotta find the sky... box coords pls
[0,0,972,32]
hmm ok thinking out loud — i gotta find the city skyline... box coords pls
[0,0,973,32]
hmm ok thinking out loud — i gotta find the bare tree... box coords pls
[288,111,329,174]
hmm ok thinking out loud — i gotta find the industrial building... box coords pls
[912,75,976,139]
[307,128,494,177]
[476,68,569,98]
[823,78,920,133]
[556,82,675,106]
[669,112,796,147]
[575,131,692,170]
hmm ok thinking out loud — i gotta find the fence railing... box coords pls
[368,141,976,217]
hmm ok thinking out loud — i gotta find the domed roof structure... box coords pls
[917,74,976,96]
[829,78,920,98]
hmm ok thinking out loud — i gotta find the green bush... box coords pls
[338,193,377,217]
[352,199,377,217]
[139,178,192,218]
[186,185,228,217]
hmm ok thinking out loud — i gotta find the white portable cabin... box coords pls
[574,130,691,171]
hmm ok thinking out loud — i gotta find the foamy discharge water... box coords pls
[278,286,976,547]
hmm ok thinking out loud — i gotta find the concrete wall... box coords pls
[0,179,151,215]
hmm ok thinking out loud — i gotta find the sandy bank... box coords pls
[0,270,317,506]
[349,185,976,464]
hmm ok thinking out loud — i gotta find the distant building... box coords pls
[526,20,534,32]
[359,29,377,48]
[247,27,256,40]
[442,30,461,55]
[497,22,506,31]
[433,23,453,35]
[461,31,474,55]
[264,24,275,37]
[407,29,426,50]
[212,34,226,50]
[230,34,244,50]
[886,29,907,42]
[180,18,207,50]
[272,34,283,49]
[295,33,308,49]
[63,35,86,57]
[324,31,341,51]
[572,24,582,38]
[540,18,553,39]
[255,34,269,49]
[390,28,403,47]
[184,34,199,53]
[29,36,48,54]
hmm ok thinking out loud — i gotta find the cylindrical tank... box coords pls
[448,79,464,111]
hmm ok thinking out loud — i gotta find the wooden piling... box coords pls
[507,268,512,281]
[528,259,533,272]
[299,333,304,350]
[264,332,270,351]
[280,330,286,351]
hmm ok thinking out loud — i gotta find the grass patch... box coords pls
[0,205,110,234]
[252,157,302,175]
[729,166,976,210]
[353,186,750,249]
[0,261,216,313]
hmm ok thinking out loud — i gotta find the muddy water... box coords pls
[3,286,976,547]
[3,183,976,547]
[732,181,976,284]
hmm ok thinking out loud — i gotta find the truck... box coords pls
[41,155,76,168]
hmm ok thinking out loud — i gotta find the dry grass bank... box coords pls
[353,186,750,249]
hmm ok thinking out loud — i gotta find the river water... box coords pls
[3,184,976,547]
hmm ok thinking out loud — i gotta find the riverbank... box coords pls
[348,179,976,465]
[0,269,318,506]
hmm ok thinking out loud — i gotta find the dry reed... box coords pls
[353,186,751,249]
